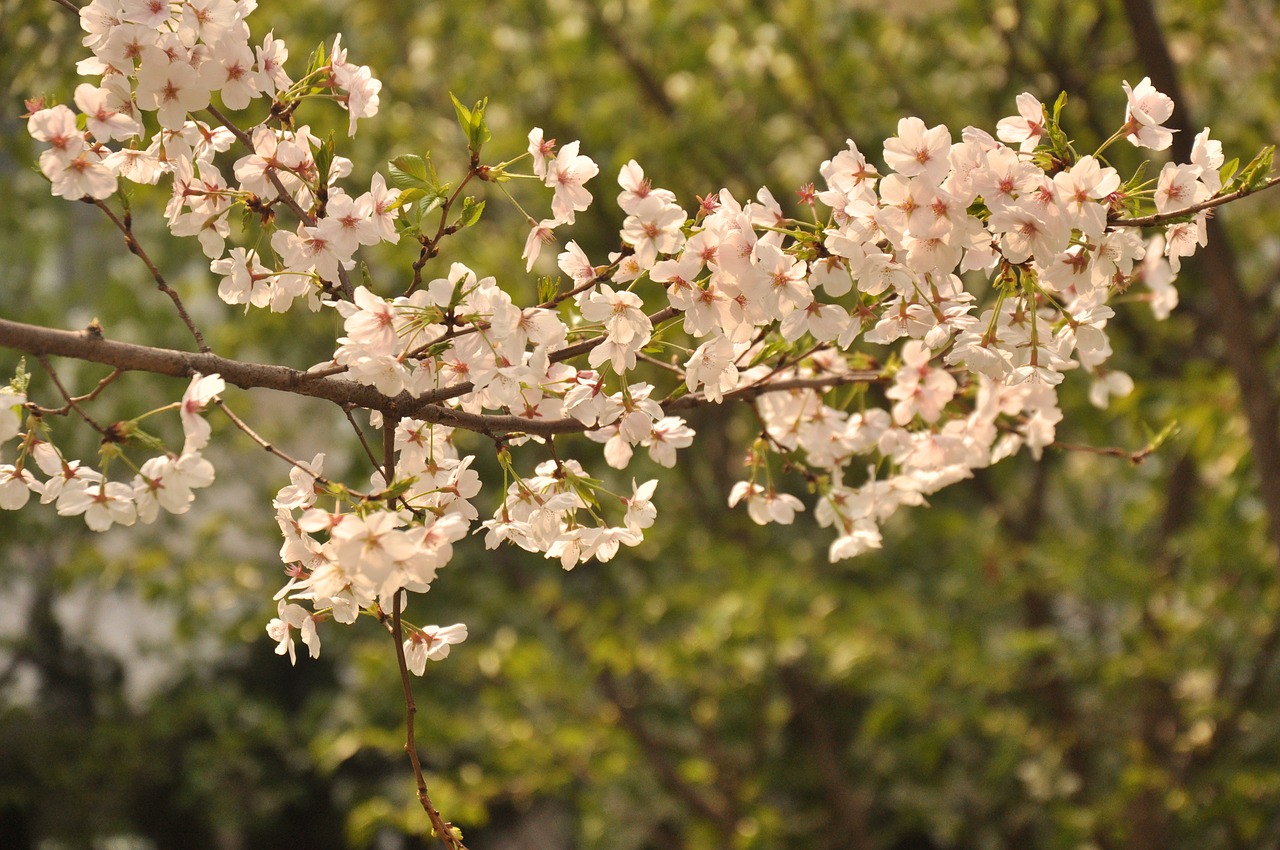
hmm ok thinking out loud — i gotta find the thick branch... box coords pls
[0,316,389,408]
[0,316,877,441]
[0,316,578,435]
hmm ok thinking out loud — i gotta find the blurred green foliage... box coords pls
[2,1,1280,848]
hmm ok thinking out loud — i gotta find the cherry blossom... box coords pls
[543,140,600,224]
[404,624,469,675]
[1122,77,1176,151]
[13,0,1262,704]
[996,92,1048,152]
[180,373,224,453]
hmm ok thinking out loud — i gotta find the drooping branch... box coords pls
[215,399,350,495]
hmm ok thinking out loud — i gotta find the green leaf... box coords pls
[537,276,561,304]
[112,422,168,454]
[9,358,29,395]
[1142,419,1180,454]
[1236,145,1275,193]
[415,339,455,360]
[388,154,430,189]
[305,41,327,80]
[393,187,429,207]
[449,93,491,155]
[1121,160,1150,216]
[376,477,419,503]
[321,480,352,501]
[748,336,794,368]
[1052,90,1068,123]
[315,132,336,190]
[449,93,472,132]
[1219,157,1239,188]
[415,193,445,219]
[455,197,485,229]
[467,97,491,151]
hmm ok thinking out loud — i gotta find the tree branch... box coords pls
[1110,174,1280,228]
[390,594,467,850]
[91,200,209,352]
[1119,2,1280,843]
[28,367,122,418]
[214,398,351,495]
[34,355,109,437]
[0,315,879,444]
[205,104,355,300]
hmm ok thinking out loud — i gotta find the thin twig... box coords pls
[406,170,480,296]
[1111,174,1280,227]
[401,267,614,363]
[666,370,884,410]
[205,104,312,225]
[28,367,122,418]
[344,406,382,472]
[214,398,355,494]
[205,104,354,300]
[390,599,467,849]
[49,0,79,14]
[35,355,109,436]
[408,306,682,408]
[1052,439,1162,465]
[635,352,686,377]
[92,200,209,352]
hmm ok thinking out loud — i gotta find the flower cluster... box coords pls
[15,0,1254,672]
[266,418,472,663]
[28,0,384,295]
[0,374,220,531]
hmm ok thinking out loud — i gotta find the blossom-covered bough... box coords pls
[6,0,1279,845]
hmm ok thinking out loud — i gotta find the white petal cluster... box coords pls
[0,375,220,532]
[22,6,1243,671]
[28,0,386,298]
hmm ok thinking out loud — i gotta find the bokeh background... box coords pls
[2,0,1280,848]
